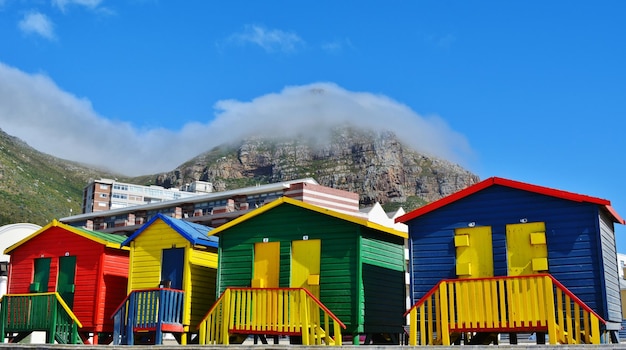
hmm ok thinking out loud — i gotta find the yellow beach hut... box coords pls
[111,213,218,345]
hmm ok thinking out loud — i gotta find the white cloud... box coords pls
[0,62,473,176]
[321,38,353,53]
[208,84,473,164]
[52,0,103,12]
[228,25,304,53]
[18,12,55,40]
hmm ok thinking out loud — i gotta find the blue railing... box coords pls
[112,288,184,345]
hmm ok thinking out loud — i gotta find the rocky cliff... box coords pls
[147,127,480,211]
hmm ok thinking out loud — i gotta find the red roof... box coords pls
[396,177,625,225]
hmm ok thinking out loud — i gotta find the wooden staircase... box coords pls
[0,292,82,344]
[111,288,185,345]
[197,287,346,345]
[405,274,604,345]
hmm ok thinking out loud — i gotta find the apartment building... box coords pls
[82,178,213,213]
[64,178,366,235]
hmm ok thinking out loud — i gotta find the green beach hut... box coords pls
[198,197,407,345]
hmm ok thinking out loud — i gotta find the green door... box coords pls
[57,256,77,308]
[31,257,51,292]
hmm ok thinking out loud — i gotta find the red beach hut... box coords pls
[0,220,128,344]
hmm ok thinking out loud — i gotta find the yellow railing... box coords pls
[197,287,345,345]
[405,274,604,346]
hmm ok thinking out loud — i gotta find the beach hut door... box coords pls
[506,222,548,276]
[252,241,280,288]
[290,239,321,298]
[454,226,494,278]
[30,257,51,292]
[57,255,76,308]
[161,248,185,290]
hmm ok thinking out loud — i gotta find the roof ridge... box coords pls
[397,176,623,224]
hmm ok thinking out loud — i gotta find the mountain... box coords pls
[0,129,120,226]
[0,126,479,227]
[138,126,480,212]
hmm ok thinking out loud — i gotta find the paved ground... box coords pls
[3,345,626,349]
[2,332,626,349]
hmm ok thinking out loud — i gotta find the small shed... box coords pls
[2,220,128,344]
[396,176,625,343]
[115,213,218,345]
[206,197,407,345]
[0,223,41,299]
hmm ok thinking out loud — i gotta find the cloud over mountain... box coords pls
[0,62,473,176]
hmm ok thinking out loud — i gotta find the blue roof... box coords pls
[121,213,218,247]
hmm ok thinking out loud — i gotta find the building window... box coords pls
[129,185,143,193]
[113,184,129,191]
[0,261,8,277]
[148,189,163,197]
[98,202,107,207]
[111,202,128,209]
[99,193,108,198]
[99,184,109,190]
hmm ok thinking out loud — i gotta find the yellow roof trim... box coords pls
[106,243,130,250]
[4,220,57,254]
[4,219,128,254]
[208,197,408,239]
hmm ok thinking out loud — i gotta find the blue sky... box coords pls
[1,1,626,250]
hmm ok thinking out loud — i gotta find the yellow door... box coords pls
[454,226,493,278]
[291,239,321,298]
[252,241,280,288]
[506,222,548,276]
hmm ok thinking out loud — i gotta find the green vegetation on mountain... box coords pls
[0,129,120,226]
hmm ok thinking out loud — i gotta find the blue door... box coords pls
[161,248,184,290]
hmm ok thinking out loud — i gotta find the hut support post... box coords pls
[126,293,135,345]
[0,297,5,344]
[48,297,57,344]
[155,289,164,345]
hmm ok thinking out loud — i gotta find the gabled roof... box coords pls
[396,176,625,225]
[208,196,408,238]
[122,213,218,247]
[4,219,128,254]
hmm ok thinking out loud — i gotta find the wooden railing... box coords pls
[111,288,185,345]
[197,287,346,346]
[0,292,82,344]
[405,274,604,345]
